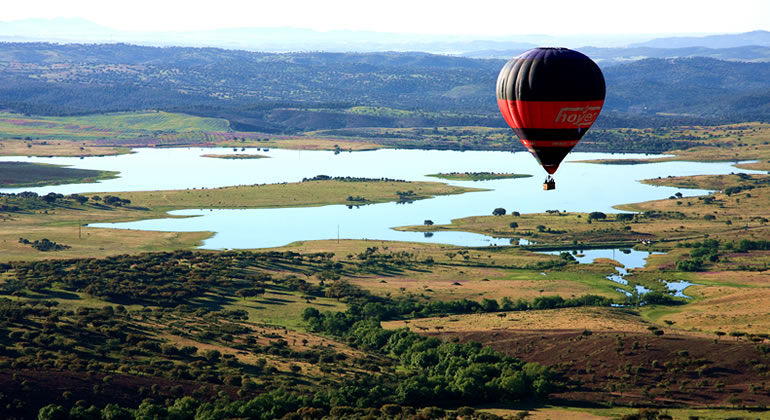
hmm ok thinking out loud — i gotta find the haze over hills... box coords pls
[2,17,769,58]
[461,45,770,64]
[629,30,770,48]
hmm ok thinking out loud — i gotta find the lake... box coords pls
[0,147,760,249]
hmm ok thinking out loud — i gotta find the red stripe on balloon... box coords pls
[497,99,604,130]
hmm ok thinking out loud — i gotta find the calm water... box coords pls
[0,147,760,250]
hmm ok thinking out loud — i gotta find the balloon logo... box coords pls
[497,47,605,190]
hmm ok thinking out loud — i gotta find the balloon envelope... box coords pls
[497,47,605,174]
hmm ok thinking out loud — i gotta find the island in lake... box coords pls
[201,153,269,159]
[427,171,532,181]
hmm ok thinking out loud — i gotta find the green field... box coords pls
[0,111,229,140]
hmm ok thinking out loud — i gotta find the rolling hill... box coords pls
[0,42,768,132]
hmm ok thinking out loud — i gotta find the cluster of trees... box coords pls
[17,237,70,252]
[301,175,406,183]
[1,191,67,211]
[731,239,770,252]
[305,294,615,323]
[676,239,770,271]
[0,191,132,212]
[101,195,132,206]
[2,250,332,305]
[35,394,511,420]
[302,304,554,407]
[0,296,385,419]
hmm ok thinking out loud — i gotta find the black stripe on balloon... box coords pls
[497,48,605,102]
[513,128,588,142]
[528,146,574,168]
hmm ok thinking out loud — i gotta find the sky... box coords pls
[2,0,769,36]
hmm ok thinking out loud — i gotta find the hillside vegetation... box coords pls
[1,43,769,134]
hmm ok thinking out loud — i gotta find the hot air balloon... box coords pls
[497,47,605,190]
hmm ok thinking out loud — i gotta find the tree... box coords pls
[235,287,265,299]
[102,404,134,420]
[37,404,68,420]
[424,220,434,226]
[325,279,355,300]
[302,307,321,321]
[204,349,221,362]
[42,192,61,204]
[492,208,506,216]
[70,194,89,205]
[509,222,518,229]
[480,298,499,312]
[588,211,607,221]
[103,195,123,206]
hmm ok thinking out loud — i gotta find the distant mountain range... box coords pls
[629,30,770,48]
[1,18,769,60]
[462,45,770,65]
[459,31,770,63]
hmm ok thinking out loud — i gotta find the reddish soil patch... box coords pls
[432,329,770,408]
[0,369,245,419]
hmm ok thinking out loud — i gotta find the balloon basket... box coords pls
[543,178,556,190]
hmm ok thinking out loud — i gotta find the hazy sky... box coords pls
[3,0,769,36]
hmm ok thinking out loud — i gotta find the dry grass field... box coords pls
[112,179,479,211]
[382,306,670,336]
[240,137,386,151]
[578,122,770,170]
[0,139,129,157]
